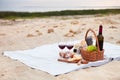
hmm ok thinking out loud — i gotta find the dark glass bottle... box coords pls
[96,25,104,51]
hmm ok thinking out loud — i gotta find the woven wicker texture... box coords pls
[80,29,104,61]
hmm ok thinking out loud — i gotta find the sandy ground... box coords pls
[0,14,120,80]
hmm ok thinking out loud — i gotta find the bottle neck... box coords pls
[99,25,103,35]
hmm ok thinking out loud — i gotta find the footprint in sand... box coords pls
[64,33,75,37]
[0,33,6,36]
[71,20,79,25]
[109,26,117,29]
[53,25,58,28]
[0,74,5,77]
[47,28,54,33]
[64,28,83,37]
[36,30,43,35]
[26,34,36,37]
[26,30,43,38]
[109,37,114,39]
[64,29,77,37]
[0,33,6,37]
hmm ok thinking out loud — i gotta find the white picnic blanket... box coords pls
[3,41,120,75]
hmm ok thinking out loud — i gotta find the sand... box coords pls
[0,14,120,80]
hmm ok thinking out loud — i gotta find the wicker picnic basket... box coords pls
[80,29,104,62]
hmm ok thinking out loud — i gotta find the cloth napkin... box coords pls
[3,41,120,75]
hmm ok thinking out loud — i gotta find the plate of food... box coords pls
[58,51,88,65]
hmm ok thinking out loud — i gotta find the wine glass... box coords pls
[58,42,66,52]
[66,42,73,52]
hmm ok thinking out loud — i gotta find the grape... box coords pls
[87,45,97,52]
[85,36,93,46]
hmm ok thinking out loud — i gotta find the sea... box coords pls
[24,6,120,12]
[0,6,120,12]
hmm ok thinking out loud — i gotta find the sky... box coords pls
[0,0,120,12]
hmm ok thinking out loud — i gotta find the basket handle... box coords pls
[85,28,100,52]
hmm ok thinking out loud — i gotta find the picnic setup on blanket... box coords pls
[58,27,104,64]
[3,25,120,76]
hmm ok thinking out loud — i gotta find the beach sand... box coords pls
[0,14,120,80]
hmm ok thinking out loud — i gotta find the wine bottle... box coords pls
[96,25,104,51]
